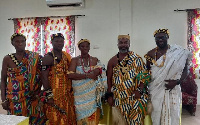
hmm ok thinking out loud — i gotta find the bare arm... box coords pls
[1,56,9,101]
[41,55,56,105]
[67,57,100,80]
[107,59,113,93]
[41,55,53,90]
[67,58,87,80]
[1,56,10,110]
[107,58,114,106]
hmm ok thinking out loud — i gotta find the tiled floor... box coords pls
[0,104,7,114]
[0,92,199,124]
[182,106,200,125]
[0,91,7,114]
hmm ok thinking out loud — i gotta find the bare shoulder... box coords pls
[71,56,79,62]
[42,54,53,65]
[3,55,11,61]
[109,55,117,62]
[91,56,98,62]
[146,48,156,58]
[108,54,117,67]
[1,55,11,68]
[93,56,98,61]
[68,56,79,71]
[2,55,11,64]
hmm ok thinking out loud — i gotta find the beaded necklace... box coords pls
[152,45,170,67]
[81,54,92,73]
[117,52,130,74]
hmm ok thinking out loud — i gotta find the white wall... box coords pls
[0,0,200,104]
[194,79,200,105]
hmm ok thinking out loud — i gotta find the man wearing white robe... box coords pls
[145,29,191,125]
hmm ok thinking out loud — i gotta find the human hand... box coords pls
[30,91,39,101]
[139,82,144,89]
[133,91,142,99]
[86,72,98,80]
[164,80,177,91]
[2,100,9,110]
[92,68,100,76]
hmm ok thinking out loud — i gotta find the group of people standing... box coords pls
[1,28,191,125]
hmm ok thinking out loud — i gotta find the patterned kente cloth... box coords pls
[44,51,76,125]
[72,59,107,125]
[6,50,45,124]
[112,51,151,125]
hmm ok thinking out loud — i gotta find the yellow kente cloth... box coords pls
[77,108,100,125]
[44,51,76,125]
[112,51,151,125]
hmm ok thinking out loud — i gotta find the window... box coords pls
[187,9,200,78]
[13,16,75,57]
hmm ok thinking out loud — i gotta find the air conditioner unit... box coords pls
[46,0,84,8]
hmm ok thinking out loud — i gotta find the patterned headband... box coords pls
[51,33,65,40]
[153,29,170,37]
[11,33,26,42]
[77,39,90,46]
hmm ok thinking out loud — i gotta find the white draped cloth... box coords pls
[149,45,191,125]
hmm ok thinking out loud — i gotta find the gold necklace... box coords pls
[152,54,166,67]
[152,45,169,67]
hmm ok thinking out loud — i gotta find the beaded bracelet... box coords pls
[98,68,102,75]
[39,89,53,102]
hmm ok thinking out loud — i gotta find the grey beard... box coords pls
[119,48,129,53]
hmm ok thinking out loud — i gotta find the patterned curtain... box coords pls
[13,16,75,57]
[13,18,41,53]
[187,9,200,78]
[43,16,75,56]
